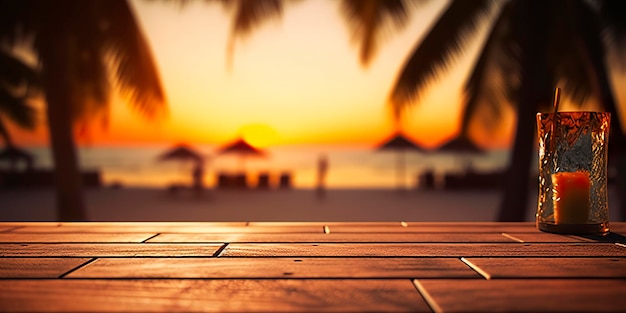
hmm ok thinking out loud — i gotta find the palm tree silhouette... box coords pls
[0,0,166,220]
[388,0,626,221]
[0,49,38,147]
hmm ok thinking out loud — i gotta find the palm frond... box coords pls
[339,0,419,66]
[389,0,496,120]
[0,0,32,44]
[0,49,40,89]
[597,0,626,63]
[224,0,284,67]
[461,0,518,134]
[541,0,594,106]
[0,48,37,132]
[101,0,166,119]
[0,88,36,129]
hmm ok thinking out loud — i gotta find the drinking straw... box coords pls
[553,87,561,113]
[549,87,561,153]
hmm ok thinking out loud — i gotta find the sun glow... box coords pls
[239,123,278,148]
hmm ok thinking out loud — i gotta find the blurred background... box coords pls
[0,0,624,222]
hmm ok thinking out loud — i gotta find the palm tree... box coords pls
[0,0,166,221]
[0,49,38,147]
[388,0,626,221]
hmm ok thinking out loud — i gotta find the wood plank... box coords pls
[415,279,626,312]
[501,232,588,243]
[222,243,626,257]
[0,279,429,312]
[329,223,537,233]
[572,232,626,244]
[0,233,157,243]
[0,226,17,233]
[248,222,408,227]
[0,222,247,227]
[13,225,323,234]
[0,222,62,227]
[0,258,91,278]
[0,243,223,257]
[148,232,516,243]
[462,257,626,278]
[67,257,480,279]
[609,223,626,233]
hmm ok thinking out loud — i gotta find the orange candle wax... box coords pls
[552,171,591,224]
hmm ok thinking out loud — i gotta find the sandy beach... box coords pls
[0,187,622,222]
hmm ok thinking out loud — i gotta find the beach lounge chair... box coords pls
[418,170,435,190]
[279,172,292,189]
[217,172,248,189]
[256,172,270,189]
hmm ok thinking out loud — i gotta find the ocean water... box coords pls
[15,145,510,189]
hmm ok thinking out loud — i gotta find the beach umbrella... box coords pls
[218,138,265,157]
[158,144,204,164]
[157,144,205,185]
[0,145,34,171]
[436,135,484,173]
[376,132,427,191]
[437,135,483,154]
[217,138,266,172]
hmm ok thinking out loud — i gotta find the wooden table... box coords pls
[0,222,625,312]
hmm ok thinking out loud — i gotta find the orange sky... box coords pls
[14,0,620,150]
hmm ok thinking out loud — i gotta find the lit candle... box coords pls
[552,171,591,224]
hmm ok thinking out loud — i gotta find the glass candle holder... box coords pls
[536,111,610,235]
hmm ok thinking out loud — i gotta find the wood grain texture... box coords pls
[609,223,626,233]
[0,222,247,227]
[67,257,480,279]
[0,226,17,233]
[328,223,537,233]
[0,243,223,257]
[416,279,626,312]
[248,222,409,227]
[0,233,157,243]
[462,257,626,278]
[148,232,516,243]
[13,225,323,234]
[0,222,624,312]
[222,243,626,257]
[0,258,91,278]
[0,279,429,312]
[501,233,588,243]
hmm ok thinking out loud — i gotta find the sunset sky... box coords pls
[10,0,622,150]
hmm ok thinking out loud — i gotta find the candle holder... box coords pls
[536,111,611,235]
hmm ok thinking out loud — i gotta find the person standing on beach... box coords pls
[316,154,328,199]
[192,161,204,196]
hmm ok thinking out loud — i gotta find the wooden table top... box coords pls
[0,221,625,312]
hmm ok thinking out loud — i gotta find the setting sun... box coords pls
[239,123,278,148]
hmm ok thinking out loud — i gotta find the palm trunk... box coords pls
[497,1,552,222]
[40,35,87,221]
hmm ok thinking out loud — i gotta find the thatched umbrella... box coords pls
[157,144,205,186]
[437,135,483,154]
[158,144,204,164]
[436,134,484,172]
[217,138,266,172]
[376,132,427,190]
